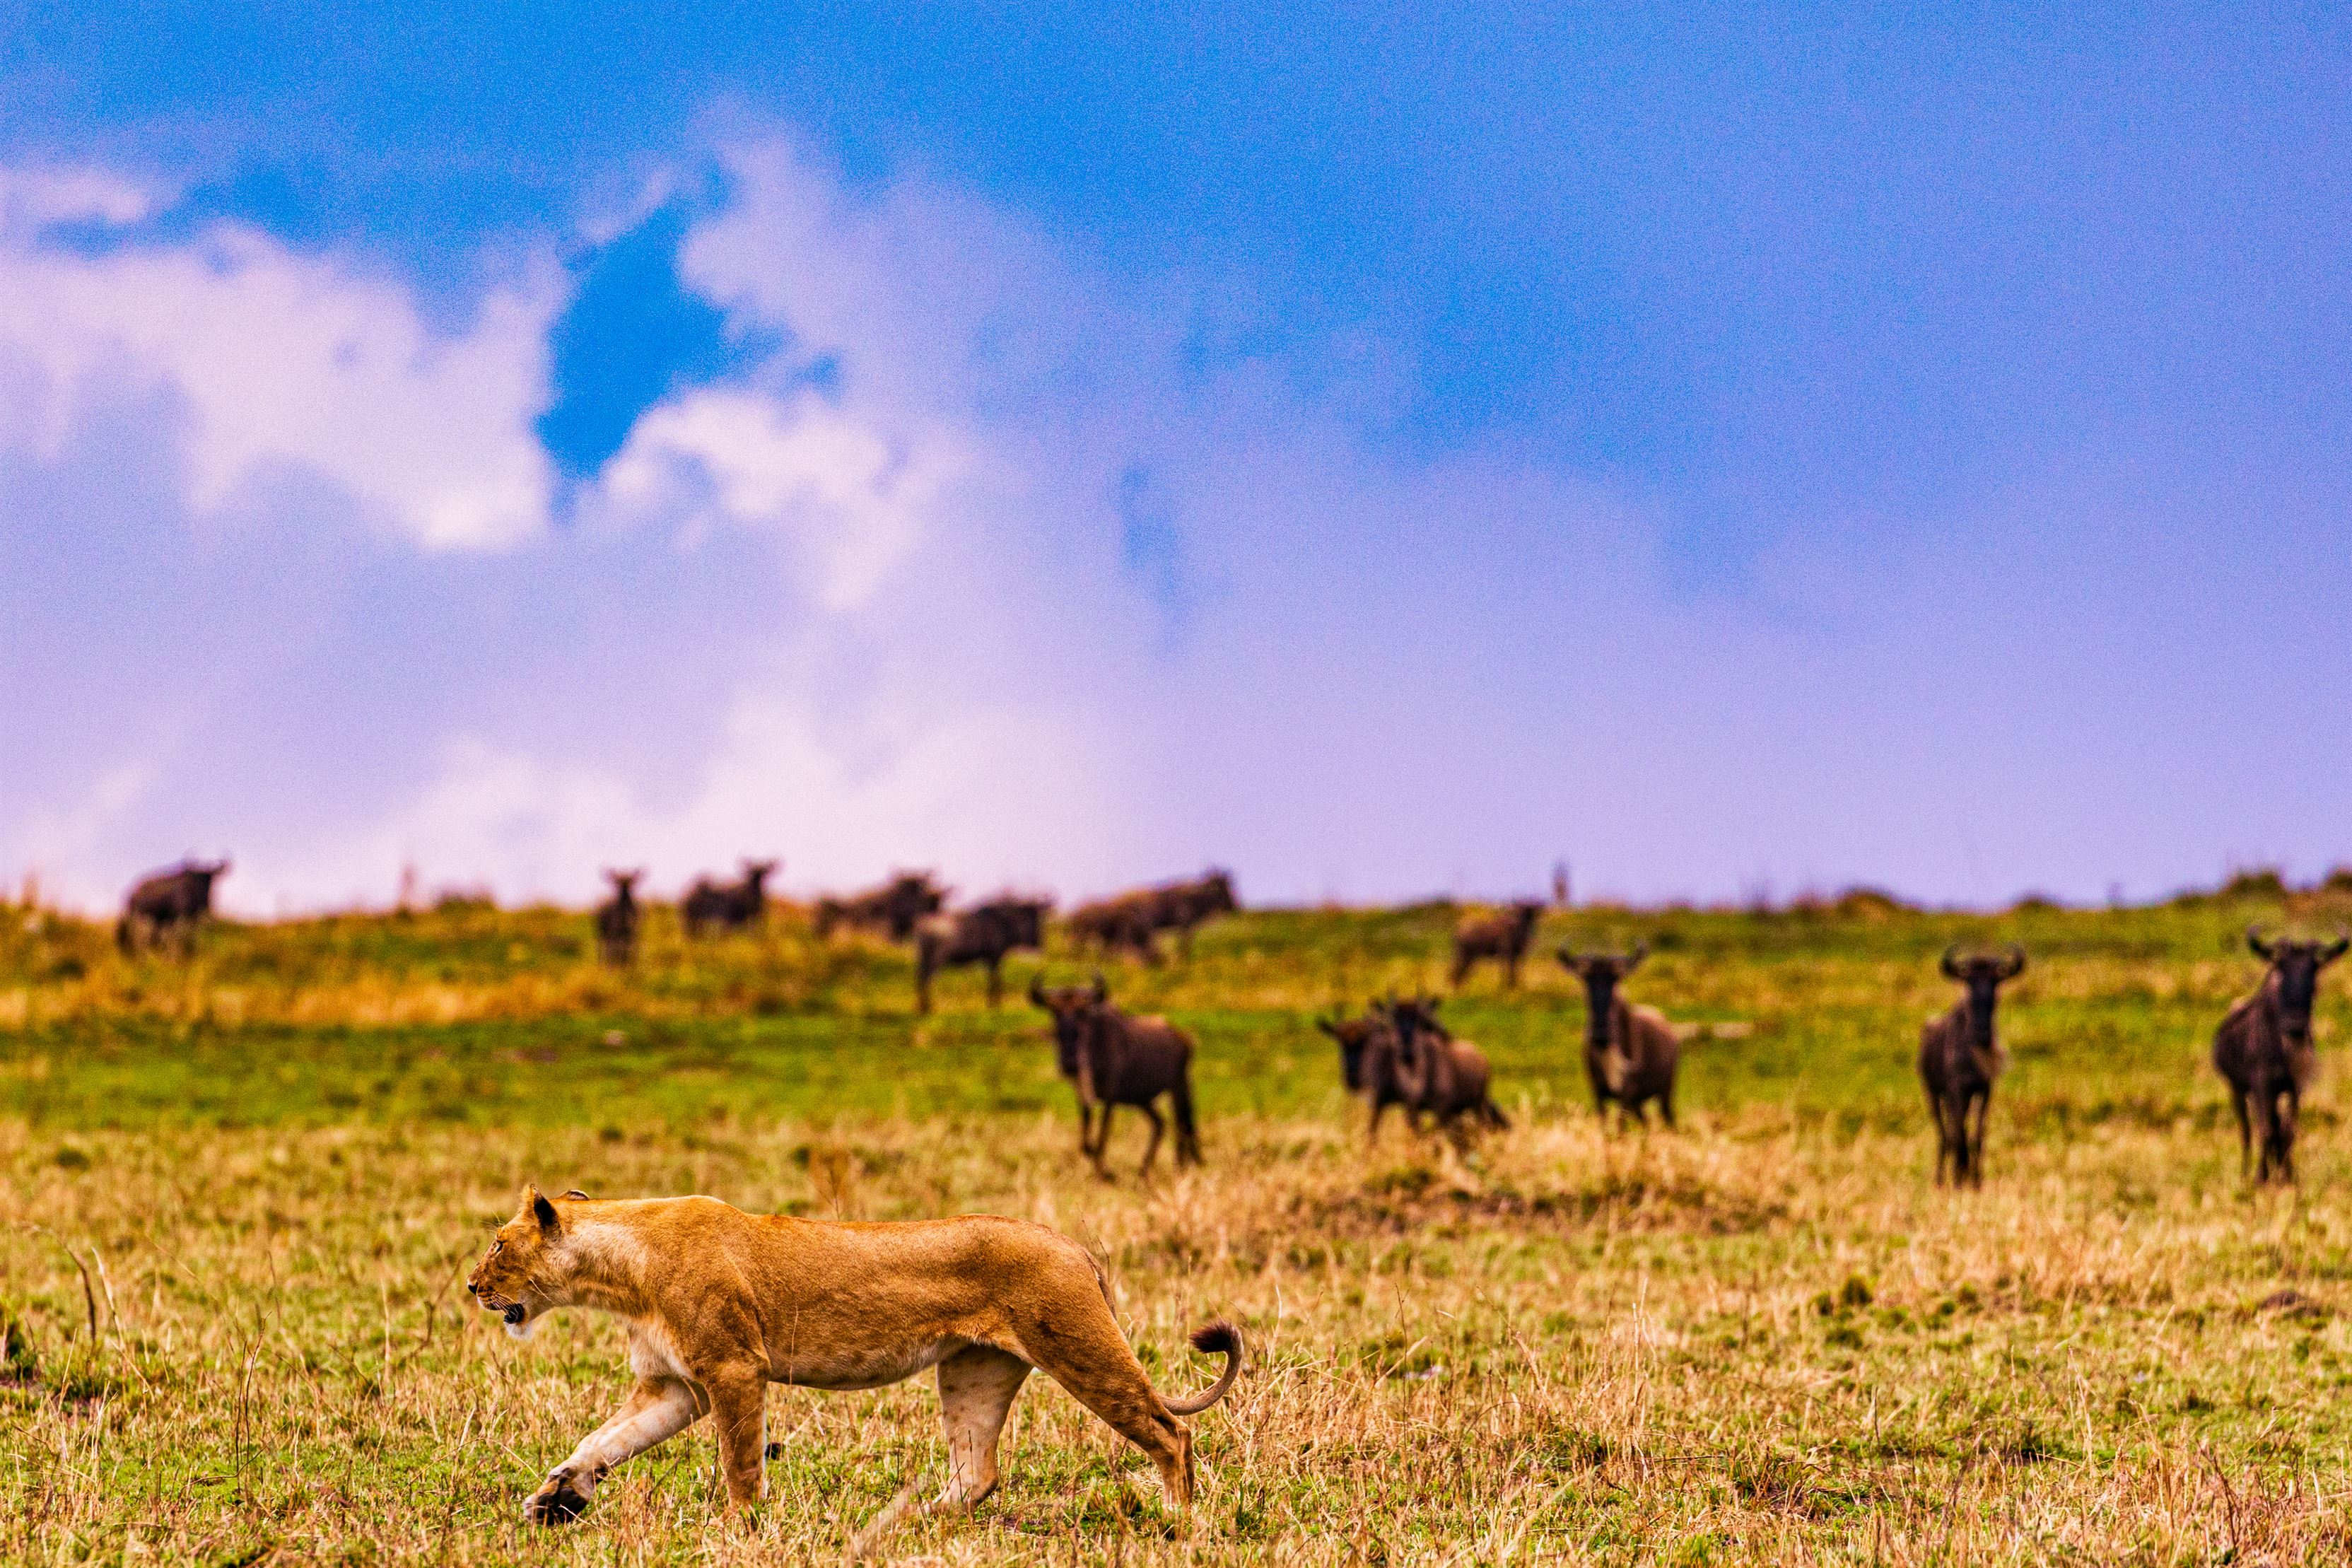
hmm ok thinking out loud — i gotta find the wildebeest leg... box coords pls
[1931,1097,1958,1185]
[1088,1105,1117,1179]
[2252,1092,2282,1184]
[1962,1090,1990,1187]
[1075,1101,1099,1160]
[1367,1099,1387,1145]
[1503,953,1519,990]
[1136,1102,1166,1178]
[984,957,1004,1008]
[1658,1087,1677,1130]
[2279,1087,2300,1183]
[1172,1079,1201,1165]
[2228,1089,2252,1177]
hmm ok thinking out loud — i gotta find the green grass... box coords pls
[3,889,2351,1562]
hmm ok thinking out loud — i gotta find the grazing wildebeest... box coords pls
[812,871,947,942]
[1917,944,2026,1186]
[1147,870,1238,961]
[1557,942,1680,1128]
[1029,973,1201,1178]
[1321,997,1506,1142]
[1067,892,1164,962]
[913,897,1051,1014]
[1451,901,1544,989]
[117,859,230,956]
[2215,927,2348,1183]
[681,860,777,938]
[594,870,643,966]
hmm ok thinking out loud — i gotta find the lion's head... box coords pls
[467,1184,585,1338]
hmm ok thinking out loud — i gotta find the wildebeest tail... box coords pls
[1162,1320,1243,1414]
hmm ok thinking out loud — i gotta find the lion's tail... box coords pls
[1162,1321,1243,1415]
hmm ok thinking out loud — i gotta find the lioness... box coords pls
[467,1186,1241,1543]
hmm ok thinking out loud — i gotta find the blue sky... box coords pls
[1,4,2347,911]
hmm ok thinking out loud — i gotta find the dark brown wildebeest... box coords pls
[1451,901,1544,989]
[2216,927,2348,1183]
[594,870,643,966]
[1557,943,1680,1128]
[812,871,948,942]
[1067,891,1163,962]
[680,860,777,938]
[1321,997,1506,1142]
[1147,870,1238,961]
[1917,944,2026,1186]
[117,859,230,956]
[1029,973,1201,1178]
[913,897,1051,1014]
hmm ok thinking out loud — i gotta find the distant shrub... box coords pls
[2321,866,2352,895]
[2219,867,2288,901]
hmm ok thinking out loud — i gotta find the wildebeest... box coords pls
[1917,944,2026,1186]
[1557,942,1680,1128]
[1070,871,1239,964]
[812,871,947,942]
[1066,891,1163,962]
[117,859,230,956]
[1320,996,1506,1142]
[1451,901,1543,989]
[680,860,777,938]
[1149,870,1238,960]
[913,897,1051,1014]
[1029,973,1201,1178]
[594,870,643,966]
[2215,926,2347,1183]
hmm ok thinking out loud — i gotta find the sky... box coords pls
[2,3,2348,914]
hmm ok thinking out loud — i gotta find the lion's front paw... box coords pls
[522,1472,595,1526]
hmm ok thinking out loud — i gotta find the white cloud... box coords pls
[602,387,967,609]
[0,172,558,550]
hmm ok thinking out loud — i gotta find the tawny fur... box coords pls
[467,1187,1240,1549]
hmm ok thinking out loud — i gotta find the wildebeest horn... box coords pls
[1089,971,1108,1003]
[1939,943,1964,979]
[2323,931,2351,965]
[2247,925,2275,961]
[1555,944,1578,969]
[1626,941,1649,971]
[1999,944,2027,980]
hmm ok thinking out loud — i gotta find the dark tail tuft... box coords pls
[1164,1319,1243,1415]
[1189,1320,1237,1357]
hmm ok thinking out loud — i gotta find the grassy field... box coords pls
[4,884,2351,1563]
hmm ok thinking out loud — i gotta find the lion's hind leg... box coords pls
[1013,1309,1195,1509]
[850,1347,1031,1560]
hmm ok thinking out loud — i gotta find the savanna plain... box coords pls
[4,883,2351,1564]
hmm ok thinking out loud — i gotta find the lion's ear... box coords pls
[561,1189,589,1200]
[528,1186,562,1236]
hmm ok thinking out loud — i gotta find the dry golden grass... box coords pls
[4,1101,2348,1564]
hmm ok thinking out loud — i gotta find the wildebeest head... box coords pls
[2248,926,2348,1041]
[1029,972,1111,1077]
[1506,900,1543,937]
[1193,870,1239,918]
[1316,1008,1379,1091]
[1557,942,1647,1046]
[740,860,778,894]
[602,868,643,899]
[1939,944,2026,1046]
